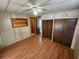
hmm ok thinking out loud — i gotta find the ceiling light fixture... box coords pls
[33,7,43,15]
[33,7,38,15]
[34,11,37,15]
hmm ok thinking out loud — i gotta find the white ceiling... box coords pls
[0,0,79,16]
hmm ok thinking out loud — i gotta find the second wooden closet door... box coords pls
[53,19,64,44]
[62,19,77,47]
[53,18,77,47]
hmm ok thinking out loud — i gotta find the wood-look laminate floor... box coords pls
[0,35,73,59]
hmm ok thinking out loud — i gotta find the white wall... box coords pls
[41,9,79,19]
[0,12,31,48]
[71,19,79,59]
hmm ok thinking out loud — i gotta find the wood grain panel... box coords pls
[42,20,48,38]
[53,19,64,44]
[11,18,28,28]
[42,20,53,39]
[62,18,78,47]
[29,17,37,34]
[0,35,73,59]
[53,18,78,47]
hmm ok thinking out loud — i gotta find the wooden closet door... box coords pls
[29,17,37,34]
[42,20,53,39]
[53,19,64,44]
[62,18,77,47]
[47,20,53,39]
[53,18,77,47]
[42,20,48,38]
